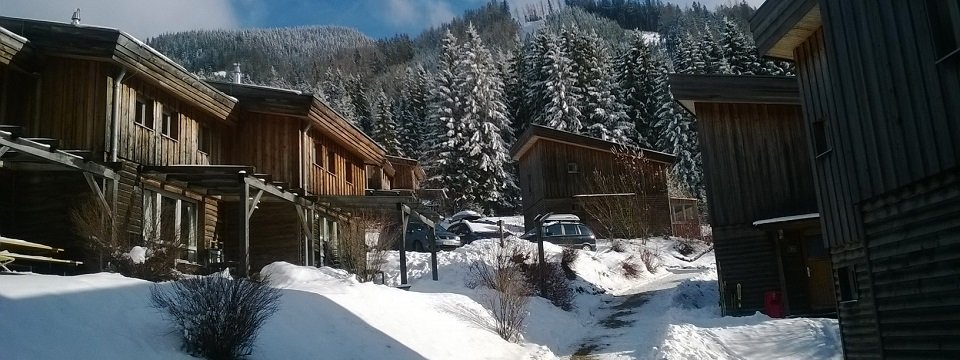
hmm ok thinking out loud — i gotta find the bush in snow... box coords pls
[335,211,396,282]
[560,248,578,280]
[507,251,575,311]
[151,276,281,360]
[639,248,661,273]
[610,239,627,253]
[579,147,665,241]
[70,195,184,281]
[466,241,531,342]
[620,257,641,279]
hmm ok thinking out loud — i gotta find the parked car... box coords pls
[446,220,512,245]
[520,214,597,251]
[404,221,462,252]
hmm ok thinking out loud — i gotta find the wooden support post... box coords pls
[239,182,251,278]
[0,145,10,157]
[398,203,409,286]
[429,220,438,281]
[296,204,314,266]
[247,190,264,220]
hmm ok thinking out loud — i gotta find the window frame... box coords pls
[198,124,211,154]
[314,143,324,168]
[160,106,179,140]
[142,189,200,263]
[327,150,337,174]
[134,94,154,129]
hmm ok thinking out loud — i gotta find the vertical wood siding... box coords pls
[713,224,780,315]
[118,77,222,166]
[305,128,366,196]
[29,57,109,154]
[223,112,299,186]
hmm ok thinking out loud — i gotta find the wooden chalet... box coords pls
[752,0,960,357]
[671,74,835,317]
[510,125,675,238]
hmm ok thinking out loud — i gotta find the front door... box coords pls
[803,234,836,311]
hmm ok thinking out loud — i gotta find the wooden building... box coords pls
[752,1,960,357]
[209,80,389,271]
[510,125,675,237]
[668,197,701,240]
[671,74,836,317]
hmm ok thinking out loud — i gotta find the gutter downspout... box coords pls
[300,121,312,191]
[110,68,127,162]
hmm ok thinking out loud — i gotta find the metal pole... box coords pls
[398,203,409,286]
[536,213,551,297]
[429,221,438,281]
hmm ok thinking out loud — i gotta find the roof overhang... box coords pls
[510,125,675,164]
[386,155,425,180]
[669,74,800,116]
[211,81,387,165]
[0,16,237,122]
[0,26,28,66]
[753,213,819,229]
[139,165,310,205]
[750,0,821,60]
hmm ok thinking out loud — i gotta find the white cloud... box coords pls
[374,0,455,30]
[0,0,240,39]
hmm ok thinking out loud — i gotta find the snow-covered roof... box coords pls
[752,213,819,226]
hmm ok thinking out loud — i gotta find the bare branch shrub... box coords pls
[639,248,662,273]
[621,256,641,279]
[466,241,531,342]
[578,146,666,243]
[336,211,397,282]
[151,276,281,360]
[560,248,578,280]
[610,239,626,253]
[70,195,183,281]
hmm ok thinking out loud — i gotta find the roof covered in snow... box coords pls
[0,16,237,121]
[510,125,676,164]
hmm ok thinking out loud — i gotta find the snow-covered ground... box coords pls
[0,235,840,360]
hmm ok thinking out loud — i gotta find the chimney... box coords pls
[71,8,81,26]
[232,63,242,84]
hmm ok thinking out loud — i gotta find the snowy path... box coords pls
[567,267,706,360]
[563,263,842,360]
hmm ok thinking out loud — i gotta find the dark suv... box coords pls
[521,219,597,251]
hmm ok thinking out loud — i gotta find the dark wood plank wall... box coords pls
[391,164,418,190]
[713,224,780,315]
[118,76,222,166]
[860,171,960,358]
[520,140,671,235]
[696,103,817,227]
[248,202,303,272]
[224,112,299,186]
[28,57,110,153]
[829,242,881,359]
[306,129,366,196]
[0,65,36,126]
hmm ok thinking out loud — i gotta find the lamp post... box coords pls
[535,212,553,297]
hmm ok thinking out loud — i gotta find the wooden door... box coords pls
[803,234,837,311]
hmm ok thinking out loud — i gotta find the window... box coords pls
[567,162,579,174]
[143,190,199,263]
[812,117,830,157]
[544,224,562,237]
[160,108,179,139]
[928,0,960,63]
[328,150,337,174]
[345,161,353,183]
[562,223,580,236]
[198,124,211,154]
[577,225,594,237]
[314,144,324,167]
[135,95,154,129]
[837,266,859,302]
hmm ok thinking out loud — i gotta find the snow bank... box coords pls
[125,246,147,264]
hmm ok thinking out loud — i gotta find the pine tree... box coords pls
[536,34,582,132]
[720,18,762,75]
[618,31,662,147]
[504,36,530,137]
[372,89,402,155]
[457,24,519,213]
[348,75,373,134]
[318,69,358,125]
[699,27,727,74]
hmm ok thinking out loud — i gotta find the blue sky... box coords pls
[0,0,765,39]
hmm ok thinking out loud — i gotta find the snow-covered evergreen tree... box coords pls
[457,24,519,213]
[720,18,762,75]
[617,32,662,147]
[348,75,374,134]
[372,89,402,155]
[504,36,530,137]
[536,33,582,132]
[698,27,727,74]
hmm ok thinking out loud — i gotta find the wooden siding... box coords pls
[861,171,960,358]
[249,202,303,272]
[696,103,817,227]
[830,243,882,359]
[306,129,367,196]
[0,65,37,127]
[713,224,781,315]
[28,57,110,154]
[224,112,299,187]
[519,140,671,235]
[118,76,223,165]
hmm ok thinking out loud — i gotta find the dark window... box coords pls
[345,161,353,183]
[567,162,579,174]
[813,117,830,157]
[198,124,211,154]
[577,225,594,236]
[837,266,859,302]
[314,144,324,167]
[135,95,154,129]
[928,0,960,62]
[545,224,562,237]
[160,108,178,139]
[562,223,579,235]
[328,150,337,174]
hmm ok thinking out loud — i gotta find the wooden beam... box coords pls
[83,173,111,216]
[247,189,264,220]
[0,135,117,179]
[0,145,9,157]
[244,176,299,203]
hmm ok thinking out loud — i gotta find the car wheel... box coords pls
[414,242,424,252]
[581,244,594,251]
